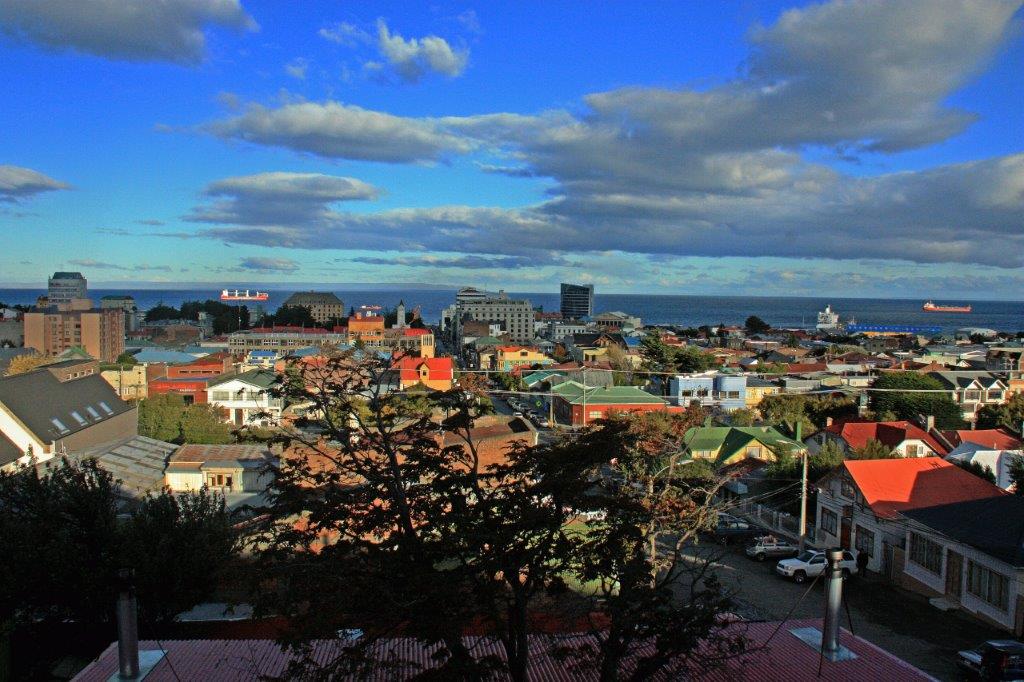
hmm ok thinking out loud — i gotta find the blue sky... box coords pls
[1,0,1022,298]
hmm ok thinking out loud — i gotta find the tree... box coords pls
[744,316,770,335]
[675,345,715,373]
[729,408,757,427]
[137,394,186,442]
[870,372,964,429]
[976,393,1024,432]
[1009,455,1024,496]
[115,352,137,366]
[266,305,316,328]
[3,353,55,376]
[548,412,747,679]
[179,405,233,444]
[604,344,635,386]
[144,303,179,322]
[952,459,996,484]
[761,440,845,513]
[850,438,895,459]
[121,489,238,624]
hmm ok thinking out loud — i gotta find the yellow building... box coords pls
[745,377,781,409]
[101,364,150,400]
[493,346,554,372]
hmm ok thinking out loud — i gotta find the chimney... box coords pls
[826,416,833,427]
[925,415,935,432]
[821,548,845,659]
[795,420,802,442]
[116,569,140,679]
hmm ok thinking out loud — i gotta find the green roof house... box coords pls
[683,425,805,467]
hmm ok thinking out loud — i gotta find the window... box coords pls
[967,561,1009,611]
[988,391,1003,401]
[909,532,943,575]
[50,417,70,434]
[840,479,856,500]
[964,390,981,402]
[211,391,230,401]
[854,525,875,557]
[820,507,838,535]
[98,401,114,415]
[727,391,740,399]
[905,444,920,457]
[70,411,87,426]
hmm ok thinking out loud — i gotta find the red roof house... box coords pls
[818,420,949,457]
[394,356,454,391]
[943,427,1022,451]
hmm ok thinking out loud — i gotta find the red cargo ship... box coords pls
[220,289,270,302]
[922,300,971,313]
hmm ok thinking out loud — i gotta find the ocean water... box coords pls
[1,288,1021,332]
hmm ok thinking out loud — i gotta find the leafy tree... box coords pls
[744,315,770,335]
[1009,455,1024,496]
[604,344,636,386]
[729,408,757,426]
[3,353,55,376]
[870,372,964,429]
[115,352,137,366]
[761,440,845,513]
[121,489,238,624]
[675,345,715,373]
[266,305,317,328]
[952,459,996,484]
[976,393,1024,432]
[144,303,180,322]
[179,405,233,444]
[850,438,895,459]
[137,394,186,442]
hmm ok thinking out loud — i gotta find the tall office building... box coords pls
[455,290,533,344]
[560,283,594,320]
[47,271,88,306]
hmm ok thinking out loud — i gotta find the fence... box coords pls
[726,497,803,540]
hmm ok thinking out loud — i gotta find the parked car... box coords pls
[709,515,763,545]
[775,550,857,583]
[534,416,550,428]
[957,640,1024,680]
[513,411,524,418]
[745,535,799,561]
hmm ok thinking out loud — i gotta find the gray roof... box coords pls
[282,291,343,306]
[0,431,22,467]
[928,371,1005,390]
[208,369,278,390]
[0,348,34,373]
[0,370,133,443]
[903,496,1024,568]
[51,435,176,497]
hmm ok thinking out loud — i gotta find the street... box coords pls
[681,541,1005,681]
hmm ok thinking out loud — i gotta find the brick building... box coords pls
[23,306,124,362]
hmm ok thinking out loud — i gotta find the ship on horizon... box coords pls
[922,300,972,313]
[220,289,270,302]
[816,304,855,332]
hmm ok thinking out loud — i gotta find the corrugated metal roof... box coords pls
[72,619,935,681]
[45,436,176,496]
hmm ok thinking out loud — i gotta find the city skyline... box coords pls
[1,0,1023,298]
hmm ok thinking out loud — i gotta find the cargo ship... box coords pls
[220,289,270,302]
[922,300,971,313]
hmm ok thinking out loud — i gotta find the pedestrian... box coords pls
[856,549,869,577]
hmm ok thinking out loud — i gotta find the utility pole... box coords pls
[581,366,587,427]
[799,448,808,552]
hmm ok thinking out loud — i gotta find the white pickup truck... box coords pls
[775,549,858,583]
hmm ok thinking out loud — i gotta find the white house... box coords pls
[207,369,282,426]
[805,420,948,458]
[902,495,1024,634]
[814,458,1004,574]
[928,371,1009,423]
[165,443,276,497]
[946,442,1022,490]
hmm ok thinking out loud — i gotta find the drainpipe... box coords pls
[116,568,139,679]
[821,548,845,659]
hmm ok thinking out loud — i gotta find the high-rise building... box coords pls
[100,295,139,333]
[560,283,594,320]
[48,272,88,306]
[280,291,345,324]
[23,307,124,362]
[455,290,533,344]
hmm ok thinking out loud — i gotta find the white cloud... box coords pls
[375,19,468,82]
[0,0,257,65]
[203,101,474,163]
[0,165,70,202]
[318,21,370,47]
[284,57,308,80]
[239,256,299,273]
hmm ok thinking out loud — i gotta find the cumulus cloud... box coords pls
[203,101,473,163]
[0,165,70,202]
[284,57,308,80]
[318,21,370,47]
[0,0,257,65]
[187,172,380,227]
[67,258,171,272]
[190,0,1024,270]
[239,256,299,273]
[374,19,469,82]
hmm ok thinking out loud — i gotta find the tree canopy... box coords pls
[744,315,770,335]
[976,392,1024,433]
[869,372,964,429]
[3,353,55,376]
[138,394,232,444]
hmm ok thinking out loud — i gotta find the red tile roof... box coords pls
[73,619,932,681]
[943,428,1022,451]
[784,362,828,373]
[394,356,453,382]
[826,420,949,456]
[402,327,431,336]
[841,458,1005,519]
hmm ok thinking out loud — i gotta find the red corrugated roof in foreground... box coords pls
[842,458,1005,519]
[72,619,934,681]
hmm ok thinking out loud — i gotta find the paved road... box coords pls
[681,541,1004,680]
